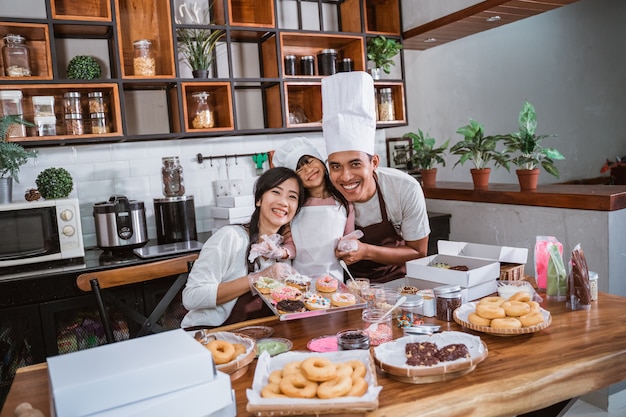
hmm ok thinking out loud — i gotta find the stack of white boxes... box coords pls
[211,195,255,233]
[404,241,528,302]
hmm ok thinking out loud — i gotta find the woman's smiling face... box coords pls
[257,177,301,235]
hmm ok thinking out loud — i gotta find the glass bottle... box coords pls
[133,39,155,76]
[0,90,27,137]
[378,88,395,121]
[191,92,214,129]
[2,34,31,77]
[161,156,185,197]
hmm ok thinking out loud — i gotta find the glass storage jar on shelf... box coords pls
[2,34,31,77]
[32,96,57,136]
[190,92,214,129]
[161,156,185,197]
[90,112,109,134]
[133,39,155,76]
[0,90,27,137]
[88,91,108,114]
[64,114,84,135]
[378,88,395,122]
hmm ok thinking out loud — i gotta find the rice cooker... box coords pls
[93,195,148,250]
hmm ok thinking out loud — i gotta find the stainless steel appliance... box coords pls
[93,195,148,251]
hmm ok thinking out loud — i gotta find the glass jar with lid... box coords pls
[133,39,155,76]
[190,91,215,129]
[161,156,185,197]
[90,112,109,134]
[2,34,31,77]
[397,295,424,328]
[0,90,27,137]
[64,113,84,135]
[88,91,108,114]
[434,284,463,322]
[63,91,82,117]
[378,88,395,121]
[32,96,57,136]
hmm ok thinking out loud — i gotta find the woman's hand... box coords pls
[247,262,297,291]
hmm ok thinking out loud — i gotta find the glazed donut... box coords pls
[254,277,282,294]
[206,340,235,364]
[519,311,544,327]
[348,376,368,397]
[261,382,286,398]
[271,286,302,303]
[478,296,505,306]
[316,275,339,292]
[331,292,356,307]
[283,361,302,375]
[475,303,506,319]
[233,343,247,357]
[524,300,541,313]
[346,360,367,378]
[508,291,531,302]
[317,376,353,399]
[301,357,337,382]
[502,301,531,317]
[468,312,492,327]
[279,373,318,398]
[490,317,523,329]
[335,362,353,379]
[268,369,283,385]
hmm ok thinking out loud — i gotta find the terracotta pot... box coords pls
[419,168,437,188]
[470,168,490,189]
[516,168,540,191]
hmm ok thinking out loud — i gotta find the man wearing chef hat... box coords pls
[322,71,430,283]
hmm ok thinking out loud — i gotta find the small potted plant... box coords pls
[176,9,224,78]
[0,115,37,203]
[366,35,402,79]
[403,130,449,188]
[450,118,510,189]
[36,167,74,200]
[66,55,102,80]
[501,101,565,190]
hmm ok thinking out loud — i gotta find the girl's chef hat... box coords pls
[322,71,376,156]
[272,136,324,171]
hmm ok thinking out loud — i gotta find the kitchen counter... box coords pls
[3,291,626,417]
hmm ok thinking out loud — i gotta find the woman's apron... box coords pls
[290,203,347,281]
[349,177,406,284]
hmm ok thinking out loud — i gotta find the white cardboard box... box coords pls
[405,253,500,288]
[48,329,217,417]
[437,240,528,264]
[211,205,255,219]
[214,216,250,227]
[386,277,497,302]
[216,195,255,208]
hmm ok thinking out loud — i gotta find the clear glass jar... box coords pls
[63,91,82,117]
[133,39,155,76]
[336,329,370,350]
[2,34,31,77]
[362,308,393,346]
[88,91,107,113]
[191,92,214,129]
[300,55,315,76]
[397,295,424,328]
[0,90,26,137]
[64,113,84,135]
[434,284,463,322]
[90,112,109,134]
[378,88,395,121]
[161,156,185,197]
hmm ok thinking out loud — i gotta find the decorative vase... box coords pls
[192,69,209,78]
[0,177,13,204]
[369,67,381,80]
[419,168,437,188]
[470,168,490,189]
[516,168,540,191]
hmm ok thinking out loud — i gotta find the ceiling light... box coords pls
[486,15,501,22]
[424,38,437,43]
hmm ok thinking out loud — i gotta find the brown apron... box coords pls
[220,290,273,327]
[349,175,406,284]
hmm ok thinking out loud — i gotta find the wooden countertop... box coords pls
[3,292,626,417]
[424,181,626,211]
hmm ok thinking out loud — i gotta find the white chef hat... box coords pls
[272,136,324,171]
[322,71,376,156]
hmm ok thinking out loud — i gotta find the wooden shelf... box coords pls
[51,0,112,22]
[0,22,52,80]
[181,82,234,133]
[214,0,275,28]
[341,0,401,35]
[375,81,406,124]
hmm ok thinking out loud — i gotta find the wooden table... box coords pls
[3,292,626,417]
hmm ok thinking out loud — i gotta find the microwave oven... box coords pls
[0,198,85,268]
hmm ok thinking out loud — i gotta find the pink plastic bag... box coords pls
[534,236,563,289]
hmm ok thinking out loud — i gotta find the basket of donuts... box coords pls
[373,331,488,384]
[252,273,367,321]
[190,330,256,381]
[453,291,552,336]
[247,350,381,415]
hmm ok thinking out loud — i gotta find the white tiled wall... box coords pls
[13,131,388,249]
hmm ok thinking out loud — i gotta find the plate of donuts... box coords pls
[190,330,256,381]
[453,293,552,336]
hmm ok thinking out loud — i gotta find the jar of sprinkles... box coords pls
[362,308,393,346]
[337,329,370,350]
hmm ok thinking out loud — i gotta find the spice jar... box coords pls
[300,55,315,76]
[588,271,598,301]
[63,91,82,116]
[2,34,31,77]
[88,91,107,113]
[336,329,370,350]
[133,39,155,76]
[317,49,337,76]
[378,88,395,121]
[0,90,27,137]
[161,156,185,197]
[191,91,214,129]
[397,295,424,328]
[90,112,109,134]
[64,113,84,135]
[362,308,393,346]
[434,284,463,322]
[284,55,296,76]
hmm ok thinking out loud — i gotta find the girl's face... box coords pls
[296,156,326,190]
[257,177,301,235]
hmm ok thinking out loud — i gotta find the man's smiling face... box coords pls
[327,151,378,203]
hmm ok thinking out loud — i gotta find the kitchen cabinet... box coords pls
[0,0,406,146]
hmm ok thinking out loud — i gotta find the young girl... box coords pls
[181,167,305,328]
[273,137,355,281]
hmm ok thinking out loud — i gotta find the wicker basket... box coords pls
[499,263,525,281]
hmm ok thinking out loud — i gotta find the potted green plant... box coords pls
[450,118,510,189]
[66,55,102,80]
[176,9,224,78]
[501,101,565,190]
[403,130,449,188]
[366,35,402,79]
[0,115,37,203]
[36,167,74,200]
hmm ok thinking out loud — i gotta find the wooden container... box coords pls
[214,0,275,28]
[181,82,234,132]
[499,263,525,281]
[51,0,112,21]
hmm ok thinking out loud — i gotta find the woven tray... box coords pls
[453,302,552,336]
[499,263,525,281]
